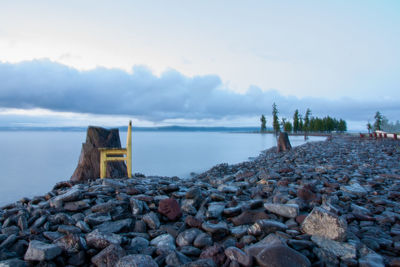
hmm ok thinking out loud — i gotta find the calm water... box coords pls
[0,131,325,205]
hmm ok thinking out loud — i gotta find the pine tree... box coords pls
[338,119,347,132]
[272,103,280,135]
[304,108,311,132]
[284,121,293,132]
[299,115,303,132]
[293,109,299,133]
[374,111,383,131]
[366,122,372,133]
[260,115,267,133]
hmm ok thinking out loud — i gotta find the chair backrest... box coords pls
[127,120,132,153]
[126,121,132,148]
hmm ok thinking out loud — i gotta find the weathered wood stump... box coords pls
[277,132,292,152]
[70,126,127,182]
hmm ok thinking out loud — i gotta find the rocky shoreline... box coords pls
[0,135,399,267]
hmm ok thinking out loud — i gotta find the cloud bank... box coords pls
[0,59,398,123]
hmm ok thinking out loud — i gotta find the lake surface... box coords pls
[0,131,325,205]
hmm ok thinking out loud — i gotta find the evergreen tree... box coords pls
[304,108,311,132]
[260,115,267,133]
[293,109,299,133]
[272,103,280,135]
[299,115,304,132]
[338,119,347,132]
[283,121,293,132]
[366,122,372,133]
[374,111,383,131]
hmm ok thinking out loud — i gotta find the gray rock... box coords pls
[76,220,91,233]
[311,236,356,260]
[255,244,311,267]
[92,201,117,213]
[17,216,28,231]
[43,231,64,241]
[181,199,198,215]
[130,198,146,215]
[143,212,160,230]
[193,233,213,248]
[176,228,202,247]
[85,212,112,226]
[116,254,158,267]
[0,258,27,267]
[182,259,216,267]
[206,202,225,219]
[180,246,202,256]
[186,187,202,200]
[94,218,132,233]
[130,237,149,253]
[0,234,17,250]
[91,244,126,267]
[64,199,90,211]
[86,229,122,249]
[224,246,252,267]
[230,225,249,238]
[150,233,176,251]
[23,240,62,261]
[50,187,82,206]
[341,183,367,196]
[201,221,229,235]
[32,215,47,228]
[264,203,299,218]
[247,219,288,236]
[358,253,384,267]
[223,206,242,217]
[54,233,87,253]
[217,184,239,193]
[57,224,82,234]
[166,250,192,266]
[302,207,347,241]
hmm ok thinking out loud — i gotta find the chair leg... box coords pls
[100,152,107,179]
[127,155,132,178]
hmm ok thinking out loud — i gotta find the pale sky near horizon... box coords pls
[0,1,399,129]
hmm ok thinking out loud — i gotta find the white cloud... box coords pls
[0,59,398,127]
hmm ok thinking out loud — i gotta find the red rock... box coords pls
[236,171,255,179]
[158,198,182,221]
[295,214,308,225]
[125,187,142,195]
[297,186,317,202]
[199,244,226,266]
[277,179,290,187]
[278,167,293,174]
[185,216,203,228]
[185,215,203,228]
[230,210,269,226]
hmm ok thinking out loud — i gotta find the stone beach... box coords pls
[0,135,399,266]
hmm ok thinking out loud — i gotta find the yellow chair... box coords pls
[99,121,132,178]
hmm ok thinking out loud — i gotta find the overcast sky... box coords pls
[0,1,399,129]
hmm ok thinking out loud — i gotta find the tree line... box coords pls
[367,111,400,133]
[260,103,347,134]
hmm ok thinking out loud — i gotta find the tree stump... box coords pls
[277,132,292,152]
[70,126,127,182]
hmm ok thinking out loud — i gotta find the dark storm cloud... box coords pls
[0,59,398,121]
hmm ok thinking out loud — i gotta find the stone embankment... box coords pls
[0,135,399,266]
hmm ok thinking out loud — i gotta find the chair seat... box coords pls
[99,121,132,179]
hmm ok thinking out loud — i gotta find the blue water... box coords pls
[0,131,325,205]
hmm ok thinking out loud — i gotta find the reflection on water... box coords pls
[0,131,325,205]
